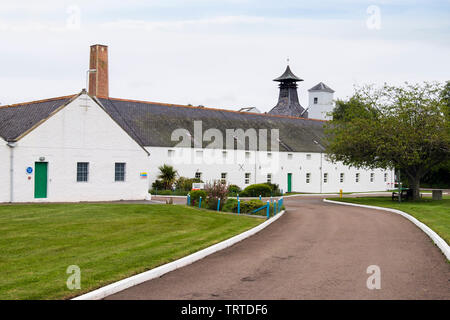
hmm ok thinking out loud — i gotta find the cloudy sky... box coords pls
[1,0,449,112]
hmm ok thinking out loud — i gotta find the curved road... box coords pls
[107,196,450,299]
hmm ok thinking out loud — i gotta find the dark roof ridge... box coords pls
[103,96,328,123]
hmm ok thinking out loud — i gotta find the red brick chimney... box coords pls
[88,44,109,97]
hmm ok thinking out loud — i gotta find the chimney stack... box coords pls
[88,44,109,97]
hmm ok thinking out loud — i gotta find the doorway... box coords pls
[34,162,48,198]
[287,173,292,193]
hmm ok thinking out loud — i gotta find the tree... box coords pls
[157,164,178,190]
[325,82,449,200]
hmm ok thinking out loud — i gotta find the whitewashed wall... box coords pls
[0,138,10,202]
[8,94,150,203]
[308,91,334,121]
[146,146,393,193]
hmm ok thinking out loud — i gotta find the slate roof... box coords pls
[0,95,75,141]
[98,97,326,152]
[308,82,335,93]
[0,93,327,152]
[273,66,303,82]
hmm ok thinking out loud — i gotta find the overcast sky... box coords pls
[1,0,449,112]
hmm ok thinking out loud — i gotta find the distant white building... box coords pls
[307,82,335,121]
[0,45,393,203]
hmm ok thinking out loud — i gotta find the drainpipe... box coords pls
[7,141,17,203]
[319,152,323,193]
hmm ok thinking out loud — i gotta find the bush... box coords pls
[264,182,282,196]
[189,190,207,207]
[149,189,189,196]
[176,177,203,191]
[205,180,228,210]
[151,179,165,190]
[228,184,241,196]
[240,199,265,213]
[222,198,239,213]
[240,184,272,197]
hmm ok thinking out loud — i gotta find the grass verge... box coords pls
[328,196,450,245]
[0,203,261,300]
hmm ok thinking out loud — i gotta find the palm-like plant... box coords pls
[157,164,178,190]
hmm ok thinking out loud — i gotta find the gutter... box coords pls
[6,141,17,203]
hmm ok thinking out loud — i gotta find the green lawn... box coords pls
[0,203,261,300]
[329,196,450,245]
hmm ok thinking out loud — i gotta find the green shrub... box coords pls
[176,177,203,191]
[264,182,282,196]
[240,184,272,197]
[240,199,265,213]
[205,181,228,210]
[151,180,165,190]
[228,184,242,196]
[189,190,207,206]
[149,189,189,196]
[222,198,239,213]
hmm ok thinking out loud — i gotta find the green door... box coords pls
[35,162,48,198]
[287,173,292,193]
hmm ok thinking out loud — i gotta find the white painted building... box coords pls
[307,82,335,121]
[0,44,394,203]
[0,93,150,203]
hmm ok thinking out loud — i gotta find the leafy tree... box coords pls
[157,164,178,190]
[325,82,449,200]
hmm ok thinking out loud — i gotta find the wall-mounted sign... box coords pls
[140,172,148,178]
[26,167,33,174]
[192,183,205,190]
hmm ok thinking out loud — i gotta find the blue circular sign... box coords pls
[26,167,33,174]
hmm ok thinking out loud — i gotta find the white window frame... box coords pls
[114,162,126,182]
[370,173,375,183]
[245,172,251,184]
[267,173,272,183]
[195,172,202,180]
[355,172,360,183]
[77,162,89,182]
[306,172,311,184]
[323,172,328,184]
[221,172,227,184]
[340,173,344,183]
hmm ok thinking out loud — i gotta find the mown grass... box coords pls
[329,196,450,245]
[0,203,261,300]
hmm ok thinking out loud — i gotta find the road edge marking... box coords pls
[72,210,286,300]
[323,199,450,261]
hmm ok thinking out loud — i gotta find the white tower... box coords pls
[307,82,335,120]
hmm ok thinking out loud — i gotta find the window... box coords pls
[195,172,202,180]
[267,152,272,159]
[340,173,344,183]
[77,162,89,182]
[384,173,388,182]
[168,149,175,157]
[245,173,251,184]
[355,173,360,183]
[288,153,293,160]
[267,173,272,183]
[115,163,126,182]
[306,154,311,160]
[323,173,328,183]
[370,173,375,182]
[306,173,311,184]
[314,97,318,104]
[245,151,251,159]
[221,173,227,184]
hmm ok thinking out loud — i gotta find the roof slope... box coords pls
[0,96,75,141]
[98,98,326,152]
[308,82,335,93]
[273,65,303,82]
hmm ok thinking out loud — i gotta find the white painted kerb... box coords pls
[72,210,286,300]
[323,199,450,261]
